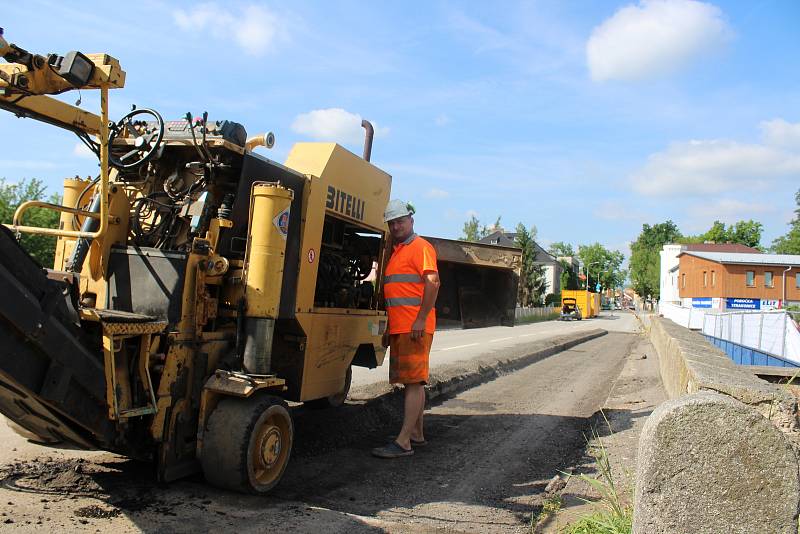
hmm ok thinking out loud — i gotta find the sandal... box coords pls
[371,441,414,459]
[389,435,427,447]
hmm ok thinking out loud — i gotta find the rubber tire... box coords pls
[305,365,352,409]
[201,395,293,494]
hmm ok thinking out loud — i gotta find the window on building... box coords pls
[711,270,716,287]
[682,273,686,288]
[765,271,774,288]
[746,271,755,287]
[797,272,800,289]
[702,271,707,287]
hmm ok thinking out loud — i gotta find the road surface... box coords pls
[0,312,642,533]
[354,310,638,387]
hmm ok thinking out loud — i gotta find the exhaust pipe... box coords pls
[361,120,374,162]
[245,131,275,151]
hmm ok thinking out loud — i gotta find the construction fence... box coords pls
[659,302,800,366]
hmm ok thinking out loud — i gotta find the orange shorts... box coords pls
[389,333,433,385]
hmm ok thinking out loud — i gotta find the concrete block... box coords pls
[634,392,800,534]
[649,317,797,431]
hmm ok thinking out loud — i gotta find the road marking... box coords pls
[438,343,480,351]
[520,333,538,337]
[490,337,514,342]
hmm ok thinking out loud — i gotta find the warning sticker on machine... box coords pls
[273,207,290,238]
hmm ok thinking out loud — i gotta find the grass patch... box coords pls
[562,415,632,534]
[530,493,564,532]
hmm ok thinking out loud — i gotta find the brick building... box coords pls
[676,251,800,310]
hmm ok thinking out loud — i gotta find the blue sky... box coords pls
[3,0,800,257]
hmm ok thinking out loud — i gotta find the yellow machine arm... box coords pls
[0,28,126,239]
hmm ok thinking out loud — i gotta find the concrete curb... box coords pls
[649,316,797,431]
[350,328,608,403]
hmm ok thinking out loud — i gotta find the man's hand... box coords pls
[410,317,426,340]
[381,330,390,348]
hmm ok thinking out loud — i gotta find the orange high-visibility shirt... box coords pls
[384,234,438,334]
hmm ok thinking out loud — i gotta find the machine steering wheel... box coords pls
[108,108,165,170]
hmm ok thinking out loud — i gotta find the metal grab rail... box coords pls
[5,85,110,240]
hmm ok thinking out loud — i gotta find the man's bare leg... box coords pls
[413,400,424,441]
[396,383,425,450]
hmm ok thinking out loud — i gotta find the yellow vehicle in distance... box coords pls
[561,289,600,320]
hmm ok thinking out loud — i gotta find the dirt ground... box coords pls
[0,331,644,533]
[536,334,666,532]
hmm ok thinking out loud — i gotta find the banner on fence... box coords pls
[692,298,712,308]
[726,298,760,310]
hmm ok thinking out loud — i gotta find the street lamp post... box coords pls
[587,261,601,318]
[598,269,611,316]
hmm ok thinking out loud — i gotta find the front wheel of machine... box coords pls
[201,395,293,494]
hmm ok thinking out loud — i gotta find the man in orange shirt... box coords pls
[372,200,440,459]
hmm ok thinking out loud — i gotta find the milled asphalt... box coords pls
[353,310,639,388]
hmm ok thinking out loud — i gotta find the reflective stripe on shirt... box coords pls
[384,273,423,284]
[385,296,422,307]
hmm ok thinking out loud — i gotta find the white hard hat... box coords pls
[384,199,415,223]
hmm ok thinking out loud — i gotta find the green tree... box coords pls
[683,219,764,249]
[0,178,61,267]
[460,214,501,242]
[515,223,546,306]
[728,220,763,249]
[703,220,728,244]
[629,221,682,299]
[460,215,481,242]
[577,243,625,291]
[548,241,575,258]
[549,242,581,291]
[772,189,800,254]
[559,261,580,291]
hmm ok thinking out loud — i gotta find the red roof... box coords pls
[683,243,761,253]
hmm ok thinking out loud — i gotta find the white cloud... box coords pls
[586,0,732,82]
[291,108,389,145]
[687,198,771,222]
[592,200,645,221]
[760,119,800,149]
[632,120,800,197]
[73,143,96,159]
[434,114,451,127]
[425,188,450,199]
[173,3,284,57]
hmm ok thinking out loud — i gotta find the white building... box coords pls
[660,244,683,304]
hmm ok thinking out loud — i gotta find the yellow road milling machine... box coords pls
[0,33,391,492]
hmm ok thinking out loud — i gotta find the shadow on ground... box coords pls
[0,402,642,533]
